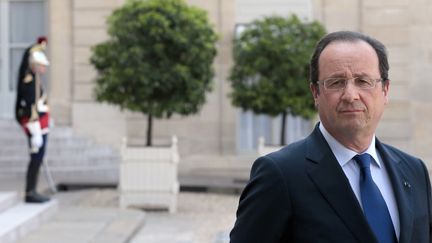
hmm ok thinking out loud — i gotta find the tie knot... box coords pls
[354,153,372,169]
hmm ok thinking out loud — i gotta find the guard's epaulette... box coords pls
[29,44,44,53]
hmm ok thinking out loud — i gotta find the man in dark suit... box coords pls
[230,31,432,242]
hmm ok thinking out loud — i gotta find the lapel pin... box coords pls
[403,181,411,188]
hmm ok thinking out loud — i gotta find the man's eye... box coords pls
[356,78,372,87]
[327,79,345,88]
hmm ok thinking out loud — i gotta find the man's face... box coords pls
[310,41,389,139]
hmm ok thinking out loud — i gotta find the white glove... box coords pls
[26,121,43,151]
[30,135,43,152]
[37,99,49,112]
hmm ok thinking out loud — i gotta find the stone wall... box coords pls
[236,0,313,23]
[48,0,126,149]
[47,0,432,164]
[49,0,73,126]
[409,0,432,165]
[71,0,126,149]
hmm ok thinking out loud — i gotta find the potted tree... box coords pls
[229,14,325,154]
[90,0,218,212]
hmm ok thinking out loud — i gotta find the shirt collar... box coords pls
[319,123,381,168]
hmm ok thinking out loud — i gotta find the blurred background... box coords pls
[2,0,431,162]
[1,0,432,242]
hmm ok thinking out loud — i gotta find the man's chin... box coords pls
[339,120,367,133]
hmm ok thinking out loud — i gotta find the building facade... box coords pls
[1,0,432,167]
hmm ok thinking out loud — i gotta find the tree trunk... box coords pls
[146,114,153,146]
[280,111,287,146]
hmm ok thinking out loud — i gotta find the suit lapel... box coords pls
[305,126,377,243]
[376,140,414,243]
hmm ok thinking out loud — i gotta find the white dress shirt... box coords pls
[319,123,400,239]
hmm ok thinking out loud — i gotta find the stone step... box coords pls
[17,207,145,243]
[0,154,28,163]
[0,124,73,135]
[0,140,117,164]
[0,135,91,148]
[0,199,58,243]
[0,148,119,161]
[0,120,22,131]
[0,192,18,213]
[0,158,119,173]
[0,151,117,166]
[0,147,115,160]
[0,118,121,186]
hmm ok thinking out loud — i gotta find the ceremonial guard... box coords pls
[15,37,51,203]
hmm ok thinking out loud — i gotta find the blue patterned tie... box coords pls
[354,154,397,243]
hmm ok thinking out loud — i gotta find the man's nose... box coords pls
[340,81,360,101]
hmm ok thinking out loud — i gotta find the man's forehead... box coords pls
[322,40,374,54]
[319,40,378,63]
[317,40,380,78]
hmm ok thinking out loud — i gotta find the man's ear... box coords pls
[310,83,319,106]
[383,79,390,104]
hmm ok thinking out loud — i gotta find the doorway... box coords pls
[0,0,46,119]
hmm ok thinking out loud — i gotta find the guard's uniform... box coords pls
[15,40,50,203]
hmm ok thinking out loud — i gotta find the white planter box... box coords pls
[257,137,283,156]
[119,136,179,213]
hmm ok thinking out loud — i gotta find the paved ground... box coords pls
[131,191,238,243]
[1,154,251,243]
[18,188,240,243]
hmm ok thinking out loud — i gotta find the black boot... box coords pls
[25,191,50,203]
[25,159,50,203]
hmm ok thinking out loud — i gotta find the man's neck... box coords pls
[320,124,374,153]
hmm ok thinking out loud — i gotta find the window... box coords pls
[236,110,312,154]
[0,0,46,118]
[9,0,46,91]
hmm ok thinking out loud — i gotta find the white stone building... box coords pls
[1,0,431,169]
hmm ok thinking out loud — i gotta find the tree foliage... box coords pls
[229,15,325,118]
[229,15,325,145]
[90,0,218,145]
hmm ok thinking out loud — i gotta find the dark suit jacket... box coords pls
[230,125,432,243]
